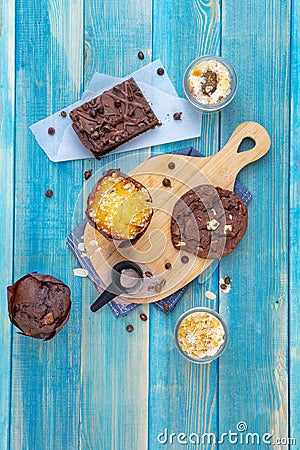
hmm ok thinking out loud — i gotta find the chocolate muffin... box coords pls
[7,273,71,340]
[171,185,248,259]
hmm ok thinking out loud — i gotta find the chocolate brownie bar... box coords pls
[171,185,248,259]
[7,273,71,340]
[69,77,160,159]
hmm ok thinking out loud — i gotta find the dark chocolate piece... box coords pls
[224,276,231,285]
[165,262,172,270]
[45,189,53,198]
[7,273,71,340]
[173,112,182,120]
[162,177,172,187]
[181,255,189,264]
[48,127,55,135]
[171,185,248,259]
[60,111,67,117]
[138,51,144,60]
[69,78,160,159]
[157,67,164,76]
[140,313,148,321]
[126,325,134,333]
[84,169,93,180]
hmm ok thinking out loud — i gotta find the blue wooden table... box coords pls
[1,0,299,449]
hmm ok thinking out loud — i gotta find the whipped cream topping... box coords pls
[188,59,231,105]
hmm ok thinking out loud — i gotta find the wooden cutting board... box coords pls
[84,121,270,303]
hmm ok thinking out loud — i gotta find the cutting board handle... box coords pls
[219,121,271,169]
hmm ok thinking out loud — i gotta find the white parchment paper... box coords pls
[30,60,202,162]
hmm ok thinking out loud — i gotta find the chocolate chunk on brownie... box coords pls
[7,273,71,340]
[171,185,248,259]
[69,77,161,159]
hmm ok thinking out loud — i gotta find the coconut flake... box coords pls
[207,218,220,231]
[73,268,89,277]
[78,242,85,252]
[205,290,217,300]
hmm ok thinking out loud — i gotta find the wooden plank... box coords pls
[219,1,290,447]
[289,0,300,446]
[0,0,15,447]
[10,1,84,449]
[79,1,152,448]
[149,1,221,448]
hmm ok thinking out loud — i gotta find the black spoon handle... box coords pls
[90,283,117,312]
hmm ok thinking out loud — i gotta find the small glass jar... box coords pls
[174,307,229,364]
[183,55,238,113]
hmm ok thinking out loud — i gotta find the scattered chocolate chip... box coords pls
[157,67,164,76]
[126,325,134,333]
[84,169,93,180]
[45,189,53,198]
[138,51,144,60]
[224,276,231,285]
[173,112,182,120]
[181,255,189,264]
[140,313,147,321]
[47,127,55,135]
[220,283,227,290]
[168,161,175,170]
[163,302,170,312]
[162,177,172,188]
[165,262,172,270]
[60,111,67,117]
[145,271,153,278]
[90,109,97,118]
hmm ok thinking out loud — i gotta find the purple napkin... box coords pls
[67,147,252,317]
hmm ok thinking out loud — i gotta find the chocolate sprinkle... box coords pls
[157,67,164,76]
[138,51,145,60]
[126,324,134,333]
[60,111,67,117]
[163,303,170,312]
[145,271,153,278]
[181,255,189,264]
[220,283,227,290]
[48,127,55,135]
[165,262,172,270]
[45,189,53,198]
[168,161,175,170]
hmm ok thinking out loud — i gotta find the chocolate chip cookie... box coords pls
[171,185,248,259]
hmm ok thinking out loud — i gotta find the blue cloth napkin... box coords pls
[67,147,252,317]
